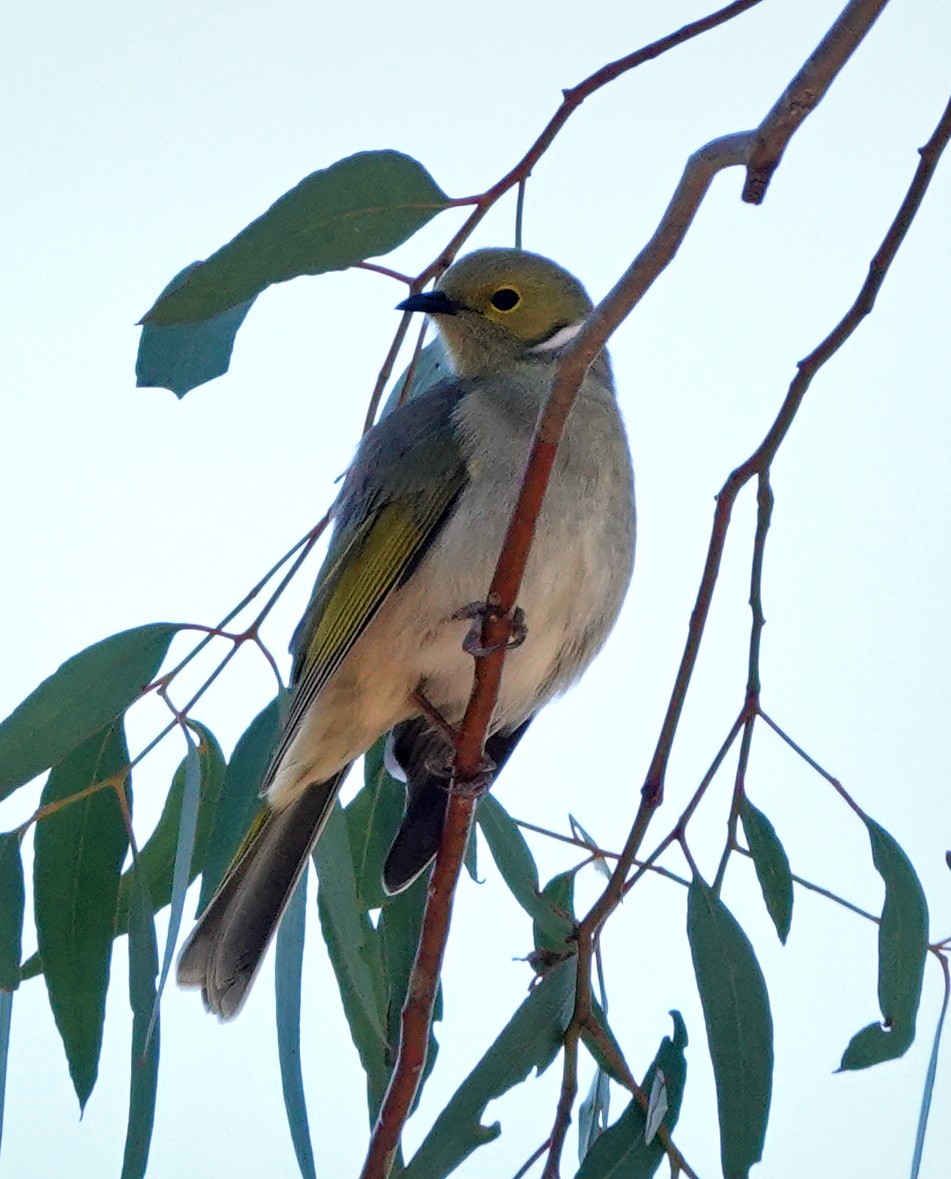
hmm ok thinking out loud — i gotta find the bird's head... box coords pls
[398,248,593,377]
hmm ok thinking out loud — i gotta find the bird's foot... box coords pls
[453,593,527,657]
[423,749,497,795]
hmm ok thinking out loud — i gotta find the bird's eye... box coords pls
[490,287,521,312]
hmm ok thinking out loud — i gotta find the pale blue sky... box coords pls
[2,1,950,1176]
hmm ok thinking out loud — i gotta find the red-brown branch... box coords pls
[357,3,931,1175]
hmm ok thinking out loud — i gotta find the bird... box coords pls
[177,247,636,1018]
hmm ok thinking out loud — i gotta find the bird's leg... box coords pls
[453,592,528,657]
[411,687,497,792]
[411,688,458,743]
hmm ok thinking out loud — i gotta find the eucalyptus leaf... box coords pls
[116,720,226,931]
[121,866,160,1179]
[199,700,279,911]
[378,874,442,1117]
[740,796,793,943]
[313,801,389,1116]
[275,866,317,1179]
[149,724,203,1036]
[0,835,24,991]
[476,795,569,950]
[142,150,451,326]
[135,262,256,397]
[34,720,131,1111]
[575,1014,687,1179]
[839,819,928,1070]
[346,737,405,912]
[0,624,179,801]
[533,869,575,958]
[687,878,772,1179]
[402,959,575,1179]
[0,991,11,1157]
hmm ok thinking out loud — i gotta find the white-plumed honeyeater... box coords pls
[177,248,636,1017]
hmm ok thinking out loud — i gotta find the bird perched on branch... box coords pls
[177,248,636,1018]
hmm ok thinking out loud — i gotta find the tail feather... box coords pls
[177,768,349,1019]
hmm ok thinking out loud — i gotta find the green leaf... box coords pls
[0,835,25,990]
[199,700,279,911]
[34,720,131,1111]
[141,150,451,327]
[739,796,793,943]
[136,262,256,397]
[569,814,611,880]
[402,959,576,1179]
[576,1013,688,1179]
[533,869,575,958]
[150,725,203,1028]
[578,1066,611,1162]
[275,866,317,1179]
[579,1001,628,1087]
[839,819,929,1070]
[463,820,479,884]
[116,720,226,930]
[313,801,389,1115]
[121,865,160,1179]
[380,339,451,418]
[0,991,12,1155]
[687,877,772,1179]
[0,624,179,801]
[345,737,405,912]
[378,874,442,1117]
[476,795,570,951]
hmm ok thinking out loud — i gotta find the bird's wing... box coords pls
[263,380,470,790]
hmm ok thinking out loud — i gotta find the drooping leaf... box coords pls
[476,795,569,951]
[0,991,12,1156]
[345,737,405,912]
[739,796,793,943]
[687,878,772,1179]
[313,801,389,1115]
[463,820,479,884]
[121,865,160,1179]
[580,1001,628,1087]
[569,814,612,880]
[199,700,279,911]
[141,150,451,327]
[533,869,575,959]
[576,1012,688,1179]
[0,835,25,990]
[275,865,317,1179]
[34,720,131,1111]
[402,959,576,1179]
[135,262,256,397]
[839,819,929,1070]
[578,1065,611,1162]
[380,338,450,418]
[0,624,179,801]
[378,874,442,1117]
[19,718,224,986]
[149,724,203,1034]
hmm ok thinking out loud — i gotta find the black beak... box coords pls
[396,290,461,316]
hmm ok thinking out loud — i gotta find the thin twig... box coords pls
[743,0,891,202]
[511,1137,551,1179]
[541,1030,579,1178]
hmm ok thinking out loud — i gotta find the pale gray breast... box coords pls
[449,356,636,711]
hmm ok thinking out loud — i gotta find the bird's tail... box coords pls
[177,768,349,1019]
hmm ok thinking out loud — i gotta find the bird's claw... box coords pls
[454,594,527,657]
[424,751,497,796]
